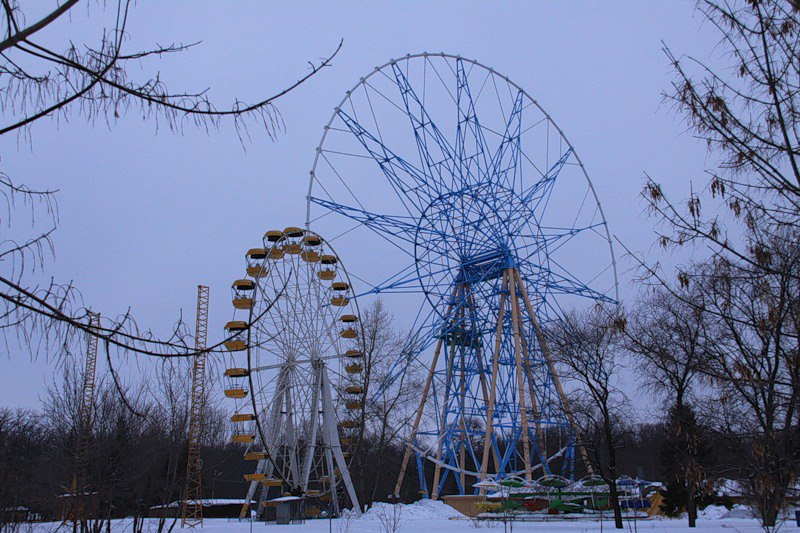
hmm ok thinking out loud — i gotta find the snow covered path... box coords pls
[20,501,795,532]
[20,517,781,532]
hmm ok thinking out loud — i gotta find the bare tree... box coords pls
[692,234,799,529]
[546,305,629,529]
[630,3,800,527]
[643,0,799,279]
[624,287,715,527]
[348,298,422,505]
[0,0,340,363]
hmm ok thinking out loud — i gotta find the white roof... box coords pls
[149,499,249,509]
[267,496,303,502]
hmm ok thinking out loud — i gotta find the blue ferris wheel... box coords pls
[306,53,618,499]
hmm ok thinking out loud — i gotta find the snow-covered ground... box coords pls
[16,501,799,532]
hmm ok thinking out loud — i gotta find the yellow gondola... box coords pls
[225,387,248,399]
[345,400,363,410]
[244,451,267,461]
[345,385,363,394]
[340,314,358,323]
[231,413,256,422]
[320,254,338,265]
[331,296,349,306]
[246,265,267,278]
[268,248,285,260]
[265,230,283,242]
[224,340,247,352]
[331,282,349,291]
[224,321,247,331]
[283,243,302,254]
[301,250,320,263]
[225,367,249,377]
[262,479,282,487]
[302,235,322,246]
[244,473,267,482]
[233,279,255,291]
[283,227,304,237]
[344,350,364,358]
[232,433,255,444]
[233,297,254,309]
[345,364,362,374]
[318,269,335,280]
[341,328,357,339]
[247,248,267,260]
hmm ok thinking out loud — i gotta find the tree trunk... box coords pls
[686,483,696,528]
[607,480,623,529]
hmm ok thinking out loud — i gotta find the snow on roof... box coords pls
[149,499,250,510]
[266,496,303,502]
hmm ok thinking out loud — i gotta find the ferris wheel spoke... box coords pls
[337,108,432,214]
[514,221,609,261]
[308,197,420,244]
[527,267,616,304]
[355,258,456,298]
[487,90,524,193]
[390,62,460,194]
[454,59,492,191]
[518,148,573,209]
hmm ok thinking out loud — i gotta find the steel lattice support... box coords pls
[67,312,100,523]
[181,285,210,528]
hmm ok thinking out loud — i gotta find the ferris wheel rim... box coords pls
[306,51,619,304]
[222,226,366,497]
[245,228,365,453]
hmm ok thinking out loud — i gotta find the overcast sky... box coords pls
[0,1,721,409]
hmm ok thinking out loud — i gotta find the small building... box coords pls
[148,499,252,519]
[263,496,304,525]
[1,506,43,523]
[56,492,100,521]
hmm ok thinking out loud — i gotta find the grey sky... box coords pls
[0,2,720,409]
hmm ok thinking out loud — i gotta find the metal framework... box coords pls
[223,228,364,519]
[67,312,100,522]
[181,285,210,528]
[306,53,618,498]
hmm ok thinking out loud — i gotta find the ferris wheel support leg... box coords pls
[414,449,429,498]
[324,446,340,517]
[465,289,491,406]
[514,269,590,477]
[251,371,288,520]
[432,334,458,501]
[479,272,508,483]
[320,364,361,516]
[301,363,324,491]
[508,269,533,481]
[284,386,302,486]
[241,475,263,519]
[458,365,468,491]
[519,333,551,474]
[393,332,447,498]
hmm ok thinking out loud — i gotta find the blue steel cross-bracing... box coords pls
[311,55,618,498]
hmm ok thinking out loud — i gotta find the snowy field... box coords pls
[16,500,798,532]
